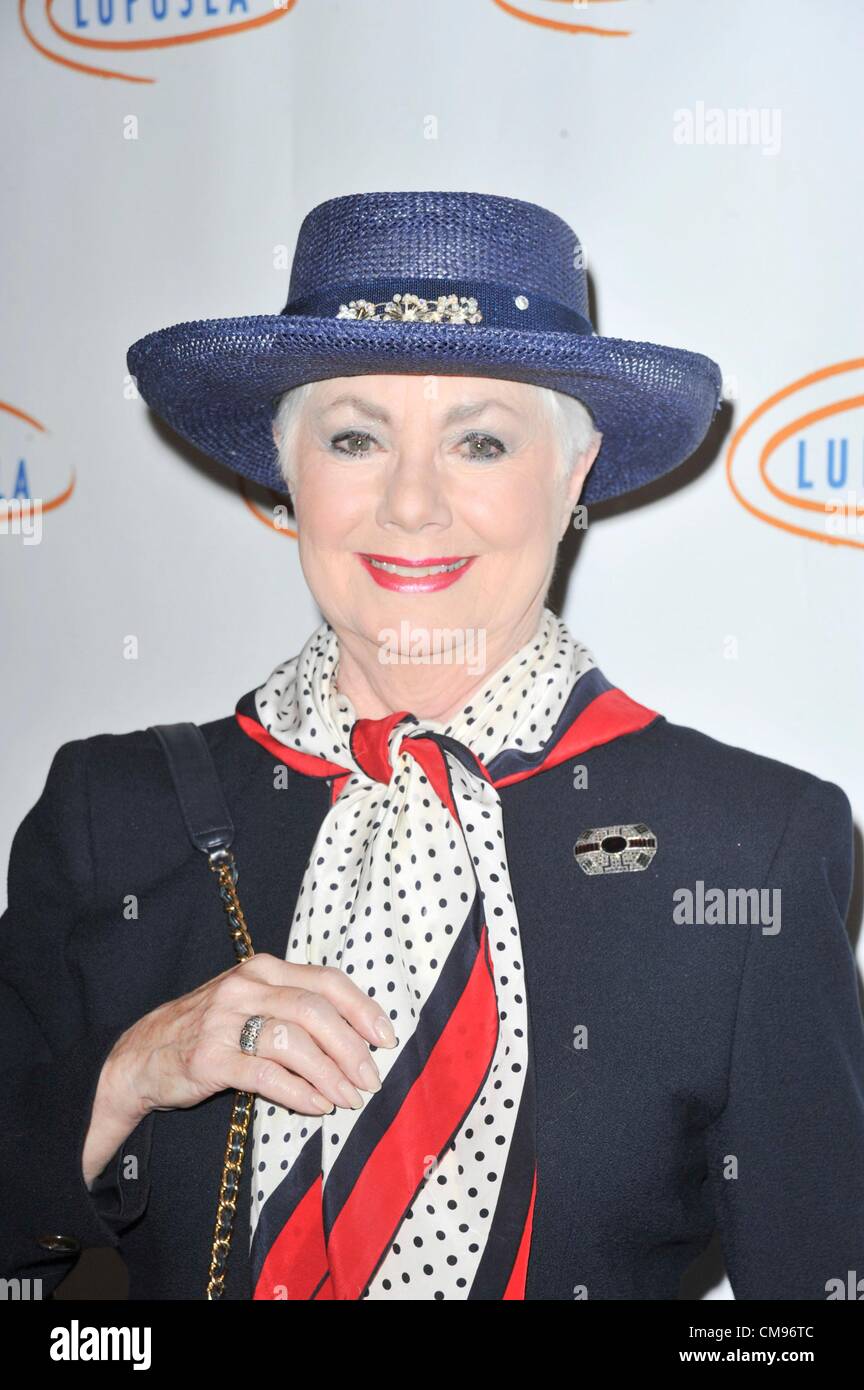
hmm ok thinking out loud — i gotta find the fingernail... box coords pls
[311,1093,335,1113]
[338,1081,364,1110]
[358,1061,381,1093]
[373,1015,397,1046]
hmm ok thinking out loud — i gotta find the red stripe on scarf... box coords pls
[493,689,658,790]
[324,923,499,1300]
[330,774,350,805]
[503,1166,538,1299]
[236,710,345,779]
[253,1173,328,1300]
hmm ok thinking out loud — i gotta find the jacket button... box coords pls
[36,1234,80,1253]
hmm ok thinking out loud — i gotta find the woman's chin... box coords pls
[366,593,481,633]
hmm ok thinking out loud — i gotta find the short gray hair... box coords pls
[272,381,600,491]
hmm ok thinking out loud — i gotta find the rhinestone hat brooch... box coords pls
[336,292,483,324]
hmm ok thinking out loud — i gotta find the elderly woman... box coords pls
[2,191,863,1302]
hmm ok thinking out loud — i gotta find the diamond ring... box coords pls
[239,1015,266,1055]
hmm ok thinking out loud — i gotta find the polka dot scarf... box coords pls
[234,606,656,1299]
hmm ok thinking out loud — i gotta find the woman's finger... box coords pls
[218,969,389,1094]
[228,1013,366,1110]
[235,955,398,1049]
[225,1048,340,1117]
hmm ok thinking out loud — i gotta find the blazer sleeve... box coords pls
[703,775,864,1299]
[0,738,154,1294]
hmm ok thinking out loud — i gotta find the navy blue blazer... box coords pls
[2,699,864,1300]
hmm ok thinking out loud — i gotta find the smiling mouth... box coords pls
[357,552,477,590]
[364,556,471,577]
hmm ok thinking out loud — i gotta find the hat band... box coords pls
[281,277,595,335]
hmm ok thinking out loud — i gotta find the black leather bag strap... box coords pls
[148,719,253,1301]
[149,721,234,855]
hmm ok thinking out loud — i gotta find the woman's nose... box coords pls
[375,453,453,533]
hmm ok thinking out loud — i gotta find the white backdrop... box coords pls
[2,0,862,1301]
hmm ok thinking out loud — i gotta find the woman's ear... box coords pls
[271,421,294,503]
[559,433,602,538]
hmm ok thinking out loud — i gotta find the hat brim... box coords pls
[126,314,722,505]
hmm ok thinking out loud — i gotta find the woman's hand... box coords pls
[82,955,398,1188]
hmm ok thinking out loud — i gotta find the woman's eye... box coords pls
[328,429,505,460]
[330,430,376,456]
[459,431,506,461]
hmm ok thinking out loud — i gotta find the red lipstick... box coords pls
[358,552,476,592]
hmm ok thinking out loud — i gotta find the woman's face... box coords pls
[278,374,599,661]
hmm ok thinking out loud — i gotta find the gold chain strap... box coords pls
[204,847,256,1300]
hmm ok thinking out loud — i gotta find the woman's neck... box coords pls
[333,605,546,725]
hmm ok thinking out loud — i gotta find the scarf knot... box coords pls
[350,711,492,807]
[349,710,418,784]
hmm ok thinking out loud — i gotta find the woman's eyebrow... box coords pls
[319,395,520,425]
[320,394,389,422]
[440,400,520,425]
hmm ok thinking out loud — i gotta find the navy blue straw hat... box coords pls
[127,190,723,505]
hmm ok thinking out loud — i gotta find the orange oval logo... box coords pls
[0,400,76,539]
[490,0,632,38]
[21,0,295,83]
[726,359,864,550]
